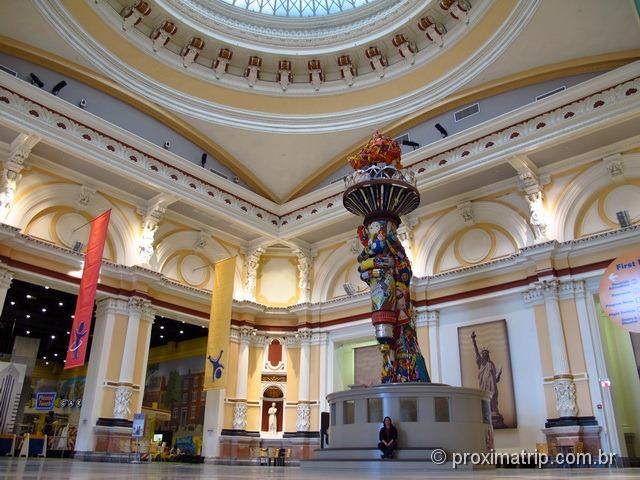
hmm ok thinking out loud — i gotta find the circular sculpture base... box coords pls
[319,383,493,460]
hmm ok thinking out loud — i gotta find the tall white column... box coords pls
[0,264,14,318]
[318,332,329,419]
[113,297,154,420]
[427,310,441,383]
[296,329,312,432]
[202,389,226,459]
[526,280,578,417]
[76,297,129,452]
[134,300,155,414]
[232,327,252,431]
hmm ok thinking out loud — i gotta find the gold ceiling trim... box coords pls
[285,50,640,201]
[0,36,279,202]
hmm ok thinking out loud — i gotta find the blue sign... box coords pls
[35,392,56,410]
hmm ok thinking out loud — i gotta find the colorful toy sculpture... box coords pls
[343,132,430,384]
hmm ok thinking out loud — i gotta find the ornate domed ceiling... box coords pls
[94,0,484,93]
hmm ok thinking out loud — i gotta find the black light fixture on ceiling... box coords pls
[51,80,67,96]
[201,153,207,168]
[29,73,44,88]
[402,140,420,150]
[435,123,448,138]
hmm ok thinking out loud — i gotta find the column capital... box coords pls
[523,279,560,305]
[297,328,312,345]
[238,326,255,343]
[96,296,130,317]
[426,310,440,327]
[128,296,155,323]
[0,264,15,289]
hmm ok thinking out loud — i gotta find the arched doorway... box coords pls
[261,386,284,435]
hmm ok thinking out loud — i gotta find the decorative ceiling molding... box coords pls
[1,63,637,239]
[34,0,538,132]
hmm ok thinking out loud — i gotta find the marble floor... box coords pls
[0,459,640,480]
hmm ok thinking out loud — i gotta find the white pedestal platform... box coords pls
[302,383,493,470]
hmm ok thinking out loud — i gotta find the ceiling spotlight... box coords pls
[10,301,15,305]
[435,123,449,138]
[43,356,47,360]
[26,294,32,299]
[50,334,55,339]
[163,141,171,150]
[66,331,70,335]
[160,325,164,330]
[29,73,44,88]
[182,320,185,324]
[54,353,58,357]
[42,308,47,312]
[71,315,75,319]
[51,80,67,96]
[63,360,66,363]
[26,330,30,335]
[179,330,184,334]
[45,361,49,365]
[160,335,164,339]
[58,302,64,306]
[79,98,87,109]
[201,153,207,167]
[26,315,30,319]
[44,286,50,289]
[201,325,205,329]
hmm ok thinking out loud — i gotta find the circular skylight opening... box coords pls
[220,0,375,17]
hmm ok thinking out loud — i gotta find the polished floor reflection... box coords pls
[1,459,640,479]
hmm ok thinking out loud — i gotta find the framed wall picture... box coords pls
[458,319,517,429]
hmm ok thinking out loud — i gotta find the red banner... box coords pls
[65,210,111,369]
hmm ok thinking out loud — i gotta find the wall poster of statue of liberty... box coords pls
[458,320,517,429]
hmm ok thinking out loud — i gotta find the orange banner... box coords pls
[65,210,111,369]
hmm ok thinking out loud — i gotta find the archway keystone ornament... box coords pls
[599,249,640,333]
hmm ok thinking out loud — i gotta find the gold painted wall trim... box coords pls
[287,50,640,201]
[0,37,278,202]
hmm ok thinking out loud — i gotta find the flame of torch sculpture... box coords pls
[343,132,431,384]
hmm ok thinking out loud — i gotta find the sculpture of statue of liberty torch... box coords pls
[343,132,430,384]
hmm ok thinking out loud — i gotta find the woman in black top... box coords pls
[378,416,397,459]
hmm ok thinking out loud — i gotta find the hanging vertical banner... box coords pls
[204,256,236,390]
[65,210,111,369]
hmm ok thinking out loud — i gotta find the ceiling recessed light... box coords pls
[58,302,63,306]
[42,308,47,312]
[26,315,30,318]
[182,321,185,324]
[160,335,164,339]
[66,331,70,335]
[201,325,205,328]
[44,286,49,289]
[26,330,30,335]
[10,301,15,305]
[160,326,164,330]
[54,353,58,357]
[43,356,47,360]
[45,361,49,365]
[71,315,75,319]
[26,294,31,299]
[51,335,55,339]
[63,360,66,363]
[179,330,184,334]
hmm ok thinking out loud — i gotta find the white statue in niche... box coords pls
[268,402,278,434]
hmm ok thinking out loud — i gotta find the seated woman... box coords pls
[378,416,398,459]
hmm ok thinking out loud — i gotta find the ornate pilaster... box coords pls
[244,247,264,302]
[524,280,578,418]
[426,310,441,383]
[113,386,133,420]
[457,201,474,223]
[398,215,417,263]
[296,329,312,432]
[0,133,39,219]
[294,248,313,304]
[136,203,165,266]
[232,402,248,430]
[518,168,550,242]
[0,264,15,318]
